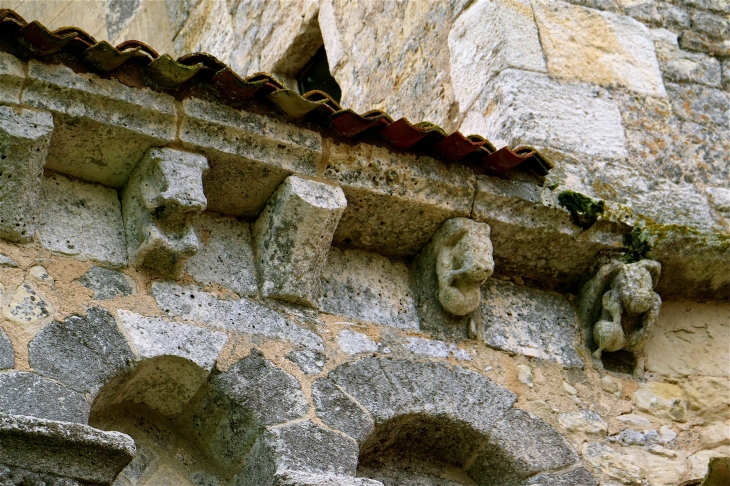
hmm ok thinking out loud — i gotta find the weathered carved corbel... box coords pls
[415,218,494,338]
[578,258,661,376]
[121,148,208,277]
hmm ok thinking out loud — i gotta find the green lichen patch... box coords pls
[557,191,605,229]
[622,227,652,263]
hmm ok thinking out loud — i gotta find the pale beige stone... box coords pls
[2,283,53,336]
[682,377,730,422]
[582,441,642,485]
[558,410,608,435]
[602,375,623,396]
[0,52,25,105]
[686,449,727,481]
[641,450,687,486]
[700,422,730,450]
[563,381,578,396]
[0,0,108,40]
[531,0,666,96]
[645,301,730,378]
[517,364,534,388]
[634,382,687,422]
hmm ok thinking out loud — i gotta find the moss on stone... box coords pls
[557,190,605,229]
[622,227,652,263]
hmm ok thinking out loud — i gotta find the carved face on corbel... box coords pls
[435,219,494,316]
[616,260,660,315]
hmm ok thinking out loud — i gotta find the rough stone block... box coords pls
[337,330,379,355]
[28,307,135,396]
[324,141,476,257]
[652,28,722,87]
[253,176,346,307]
[471,176,624,290]
[667,82,730,127]
[312,378,374,444]
[286,348,326,375]
[531,0,666,96]
[461,69,628,162]
[0,253,18,267]
[0,52,25,104]
[0,105,53,243]
[581,441,642,484]
[185,211,259,296]
[2,282,54,336]
[236,421,359,485]
[180,97,321,217]
[404,337,473,361]
[479,279,583,368]
[329,358,516,437]
[0,413,135,484]
[557,410,608,435]
[0,326,13,370]
[275,472,383,486]
[633,382,687,422]
[78,265,135,300]
[22,60,177,188]
[188,350,309,475]
[122,147,208,277]
[0,371,90,423]
[152,282,325,352]
[467,409,579,484]
[448,0,546,112]
[682,377,730,422]
[320,248,419,330]
[518,467,597,486]
[36,173,128,266]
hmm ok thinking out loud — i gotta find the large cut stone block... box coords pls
[479,279,583,368]
[0,372,90,423]
[36,173,128,266]
[449,0,546,112]
[254,176,346,307]
[0,326,13,370]
[0,413,135,485]
[467,409,579,485]
[461,69,628,163]
[180,97,321,217]
[320,248,419,329]
[531,0,666,96]
[185,211,259,296]
[0,106,53,243]
[122,147,208,277]
[0,52,26,105]
[312,378,374,444]
[22,60,177,188]
[325,141,475,257]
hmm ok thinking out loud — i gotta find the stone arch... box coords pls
[315,357,597,486]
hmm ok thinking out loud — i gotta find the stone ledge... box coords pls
[0,412,135,484]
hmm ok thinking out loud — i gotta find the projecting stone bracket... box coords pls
[415,218,494,339]
[121,147,208,277]
[253,175,347,307]
[578,258,662,376]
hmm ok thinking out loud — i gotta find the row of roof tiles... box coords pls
[0,9,552,181]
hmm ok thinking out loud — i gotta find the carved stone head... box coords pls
[434,218,494,316]
[616,260,661,315]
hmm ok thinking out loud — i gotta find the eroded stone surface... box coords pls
[468,409,579,484]
[2,282,54,336]
[633,381,687,422]
[180,97,321,218]
[582,442,642,485]
[22,60,177,188]
[0,254,18,268]
[312,378,374,444]
[558,410,608,435]
[78,265,135,300]
[480,280,583,368]
[275,471,383,486]
[325,141,475,257]
[28,307,135,396]
[0,371,90,423]
[286,348,326,375]
[320,248,418,330]
[337,330,378,356]
[0,326,14,370]
[37,173,128,267]
[0,52,25,105]
[518,467,597,486]
[0,412,135,484]
[0,105,54,243]
[532,0,666,96]
[152,282,324,352]
[254,176,346,307]
[682,377,730,422]
[186,212,258,297]
[122,147,208,277]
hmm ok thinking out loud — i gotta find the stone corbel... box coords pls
[415,218,494,337]
[578,258,662,376]
[122,148,208,277]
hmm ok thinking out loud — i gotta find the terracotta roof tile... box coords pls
[0,9,552,182]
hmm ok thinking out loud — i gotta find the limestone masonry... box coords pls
[0,1,728,486]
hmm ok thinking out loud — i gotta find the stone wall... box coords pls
[0,46,727,485]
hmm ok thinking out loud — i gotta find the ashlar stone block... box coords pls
[254,175,346,307]
[122,147,208,277]
[0,52,26,105]
[180,97,321,217]
[37,173,127,267]
[0,105,53,243]
[22,60,177,188]
[531,0,666,97]
[0,372,90,423]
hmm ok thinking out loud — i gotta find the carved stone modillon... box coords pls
[121,148,208,277]
[415,218,494,338]
[579,258,661,375]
